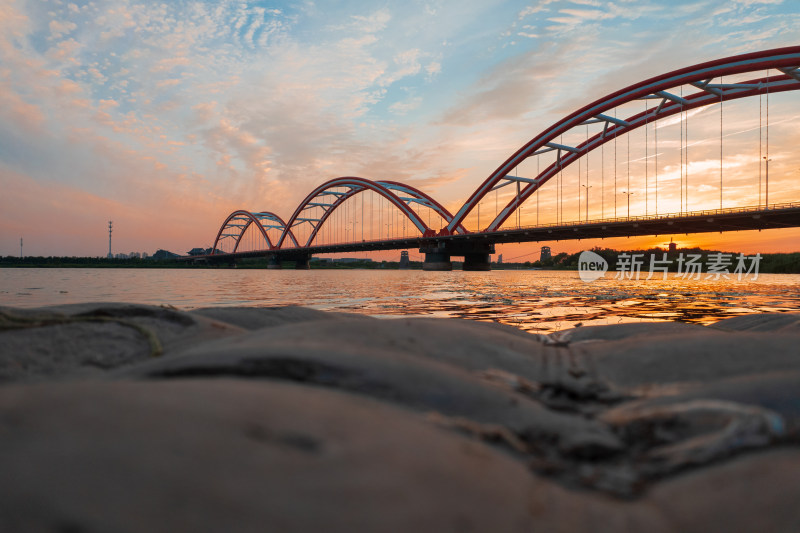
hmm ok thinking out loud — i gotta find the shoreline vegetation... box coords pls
[2,248,799,273]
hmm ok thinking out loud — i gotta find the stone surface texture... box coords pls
[1,304,799,532]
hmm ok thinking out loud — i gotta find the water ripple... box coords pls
[1,268,798,333]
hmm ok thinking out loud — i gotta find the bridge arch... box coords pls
[211,210,298,254]
[448,46,800,233]
[276,177,434,248]
[378,180,467,235]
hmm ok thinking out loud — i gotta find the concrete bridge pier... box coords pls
[463,252,492,271]
[267,255,282,269]
[422,251,453,271]
[421,241,494,271]
[294,255,311,270]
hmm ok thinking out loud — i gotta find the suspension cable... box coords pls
[645,99,649,215]
[578,148,582,222]
[766,68,770,208]
[680,86,684,213]
[627,131,630,213]
[587,125,590,219]
[516,165,520,228]
[559,136,564,224]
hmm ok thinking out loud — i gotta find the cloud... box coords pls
[0,87,46,134]
[425,61,441,78]
[349,9,392,33]
[1,0,797,256]
[46,38,82,64]
[383,49,422,85]
[0,165,237,256]
[518,1,559,19]
[49,20,77,39]
[436,41,572,126]
[389,97,422,115]
[150,57,191,73]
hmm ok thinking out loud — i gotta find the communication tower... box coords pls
[108,221,113,259]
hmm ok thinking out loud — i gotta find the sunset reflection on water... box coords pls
[2,268,799,333]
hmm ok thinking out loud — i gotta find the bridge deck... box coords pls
[191,203,800,261]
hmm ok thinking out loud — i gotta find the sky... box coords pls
[1,0,799,258]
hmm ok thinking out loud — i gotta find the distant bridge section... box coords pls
[191,202,800,270]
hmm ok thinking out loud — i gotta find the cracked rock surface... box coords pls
[1,304,800,532]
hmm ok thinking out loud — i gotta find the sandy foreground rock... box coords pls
[1,303,799,532]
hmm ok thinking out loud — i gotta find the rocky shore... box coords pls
[1,303,799,532]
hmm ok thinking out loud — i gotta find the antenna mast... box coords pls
[108,221,113,259]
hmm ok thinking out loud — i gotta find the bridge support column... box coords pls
[267,255,282,269]
[422,251,452,271]
[294,255,311,270]
[463,252,491,271]
[421,242,494,271]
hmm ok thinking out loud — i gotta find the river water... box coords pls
[3,268,799,333]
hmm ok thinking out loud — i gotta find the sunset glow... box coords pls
[1,0,799,257]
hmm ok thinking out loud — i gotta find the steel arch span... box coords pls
[276,177,448,248]
[211,210,298,255]
[448,46,800,233]
[377,180,467,235]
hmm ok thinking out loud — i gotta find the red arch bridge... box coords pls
[196,47,800,270]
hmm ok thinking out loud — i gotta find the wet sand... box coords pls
[1,303,799,532]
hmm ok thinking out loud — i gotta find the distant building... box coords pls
[129,252,141,259]
[152,249,180,260]
[497,254,503,264]
[333,257,373,263]
[399,251,410,269]
[540,246,552,261]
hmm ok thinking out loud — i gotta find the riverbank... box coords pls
[3,250,800,272]
[1,303,799,531]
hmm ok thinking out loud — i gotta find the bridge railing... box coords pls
[498,201,800,233]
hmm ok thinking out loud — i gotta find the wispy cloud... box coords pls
[0,0,797,255]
